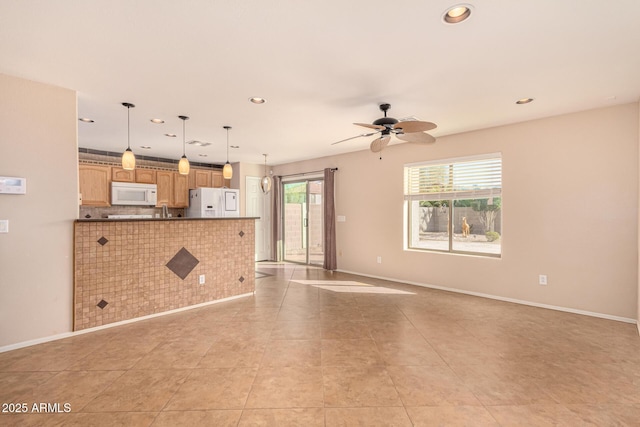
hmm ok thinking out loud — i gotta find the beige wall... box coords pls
[0,74,78,348]
[273,103,639,320]
[231,162,268,216]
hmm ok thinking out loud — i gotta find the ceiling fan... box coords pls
[332,103,437,154]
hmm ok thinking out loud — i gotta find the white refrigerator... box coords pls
[186,188,240,218]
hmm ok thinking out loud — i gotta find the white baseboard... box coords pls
[336,269,637,324]
[0,292,253,354]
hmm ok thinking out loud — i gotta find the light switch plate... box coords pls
[0,220,8,233]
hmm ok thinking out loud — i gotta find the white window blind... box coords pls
[404,153,502,201]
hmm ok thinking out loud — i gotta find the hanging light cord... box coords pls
[127,105,131,150]
[182,119,186,156]
[226,128,230,162]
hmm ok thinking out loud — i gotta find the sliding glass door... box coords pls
[283,179,324,265]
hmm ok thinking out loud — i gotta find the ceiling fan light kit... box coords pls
[260,154,272,194]
[121,102,136,171]
[333,103,438,158]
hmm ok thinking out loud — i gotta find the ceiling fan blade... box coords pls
[393,120,437,133]
[370,135,391,153]
[354,123,386,131]
[331,132,378,145]
[396,132,436,144]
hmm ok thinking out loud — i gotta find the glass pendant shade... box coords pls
[260,175,272,193]
[122,148,136,170]
[260,154,271,193]
[178,155,190,175]
[223,162,233,179]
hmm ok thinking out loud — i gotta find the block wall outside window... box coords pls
[405,154,502,257]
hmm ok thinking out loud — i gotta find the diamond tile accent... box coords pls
[166,247,199,280]
[97,299,108,309]
[97,236,108,246]
[239,231,245,237]
[239,276,245,283]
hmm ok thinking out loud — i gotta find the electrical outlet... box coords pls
[199,274,205,285]
[539,274,548,285]
[377,256,382,264]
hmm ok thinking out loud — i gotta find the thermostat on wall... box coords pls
[0,176,27,194]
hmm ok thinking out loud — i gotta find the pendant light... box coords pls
[178,115,190,175]
[222,125,233,180]
[260,154,272,193]
[121,102,136,170]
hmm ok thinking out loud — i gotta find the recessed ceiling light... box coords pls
[187,140,212,147]
[78,118,94,123]
[150,118,165,124]
[443,4,473,24]
[249,97,266,104]
[516,98,534,105]
[140,145,152,149]
[165,133,177,137]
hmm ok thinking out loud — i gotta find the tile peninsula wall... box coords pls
[74,218,255,330]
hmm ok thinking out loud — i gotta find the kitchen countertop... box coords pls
[76,216,260,222]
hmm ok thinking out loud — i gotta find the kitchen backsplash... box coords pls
[80,206,185,219]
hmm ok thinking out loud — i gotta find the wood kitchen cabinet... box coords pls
[113,166,156,184]
[189,169,212,189]
[212,170,224,188]
[156,171,172,207]
[156,171,189,208]
[111,167,135,182]
[187,168,229,189]
[135,169,156,184]
[173,173,189,207]
[79,164,111,206]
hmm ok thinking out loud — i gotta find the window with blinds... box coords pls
[404,153,502,257]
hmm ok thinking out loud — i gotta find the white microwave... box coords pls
[111,182,157,206]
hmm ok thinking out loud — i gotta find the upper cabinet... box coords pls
[173,173,189,207]
[79,165,111,206]
[111,167,135,182]
[135,169,156,184]
[189,168,228,188]
[79,163,199,208]
[156,171,189,208]
[156,171,172,207]
[212,170,224,188]
[189,169,212,189]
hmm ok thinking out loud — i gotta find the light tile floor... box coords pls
[2,263,640,426]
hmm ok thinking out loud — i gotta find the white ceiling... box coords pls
[1,1,639,166]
